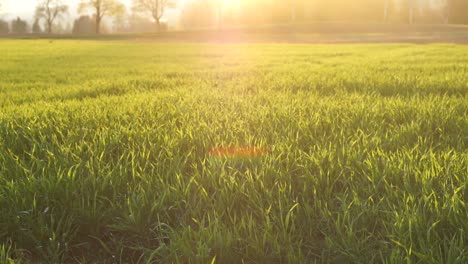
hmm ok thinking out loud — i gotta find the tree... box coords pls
[0,19,8,34]
[32,19,43,33]
[116,12,161,33]
[132,0,177,31]
[72,15,96,34]
[35,0,69,34]
[11,17,28,34]
[78,0,125,34]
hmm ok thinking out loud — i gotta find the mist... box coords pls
[0,0,182,33]
[0,0,465,35]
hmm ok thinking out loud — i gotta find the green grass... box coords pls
[0,40,467,263]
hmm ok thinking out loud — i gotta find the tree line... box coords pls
[0,0,176,35]
[0,0,467,35]
[181,0,468,29]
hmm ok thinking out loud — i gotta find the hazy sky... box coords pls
[0,0,182,23]
[2,0,132,13]
[0,0,122,20]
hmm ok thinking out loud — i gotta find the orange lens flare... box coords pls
[208,146,269,158]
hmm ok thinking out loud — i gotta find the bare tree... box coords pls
[32,18,43,33]
[132,0,177,31]
[79,0,125,34]
[11,17,28,34]
[0,20,8,34]
[35,0,68,34]
[0,1,7,34]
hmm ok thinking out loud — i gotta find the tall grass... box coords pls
[0,40,467,263]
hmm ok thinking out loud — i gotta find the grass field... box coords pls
[0,40,467,263]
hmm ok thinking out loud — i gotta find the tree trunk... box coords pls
[155,19,160,32]
[47,21,52,34]
[96,17,101,34]
[96,4,101,34]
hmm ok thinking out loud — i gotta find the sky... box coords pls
[1,0,443,27]
[1,0,132,15]
[0,0,182,24]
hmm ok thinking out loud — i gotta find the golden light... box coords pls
[180,0,239,9]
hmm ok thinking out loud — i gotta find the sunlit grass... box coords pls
[0,40,467,263]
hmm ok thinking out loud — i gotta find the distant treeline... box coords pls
[181,0,468,29]
[0,0,467,35]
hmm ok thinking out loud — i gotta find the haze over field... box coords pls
[1,0,467,34]
[0,0,182,29]
[1,0,130,18]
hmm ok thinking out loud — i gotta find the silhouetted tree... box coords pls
[78,0,125,34]
[72,15,96,34]
[32,19,43,33]
[132,0,176,31]
[128,13,162,32]
[51,21,70,33]
[0,19,9,34]
[11,17,28,34]
[113,12,127,32]
[35,0,69,34]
